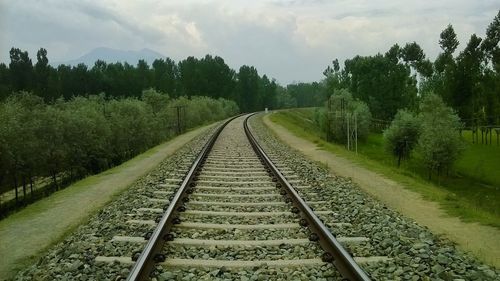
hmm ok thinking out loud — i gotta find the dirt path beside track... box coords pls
[263,114,500,268]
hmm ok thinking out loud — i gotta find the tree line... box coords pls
[0,11,498,209]
[323,11,500,126]
[282,11,500,126]
[0,90,238,213]
[2,12,496,120]
[0,52,279,112]
[0,48,311,112]
[0,46,293,214]
[314,11,499,179]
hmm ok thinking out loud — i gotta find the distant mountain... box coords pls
[56,47,165,67]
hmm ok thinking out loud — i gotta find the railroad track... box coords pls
[95,114,387,280]
[16,114,499,280]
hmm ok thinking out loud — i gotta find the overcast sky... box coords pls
[0,0,497,84]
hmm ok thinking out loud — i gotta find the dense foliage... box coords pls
[314,89,372,143]
[0,53,276,112]
[416,94,464,179]
[317,12,499,179]
[323,11,500,125]
[0,91,238,206]
[285,82,326,108]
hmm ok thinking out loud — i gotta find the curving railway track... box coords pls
[94,114,385,280]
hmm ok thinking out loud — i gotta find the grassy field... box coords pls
[270,108,500,228]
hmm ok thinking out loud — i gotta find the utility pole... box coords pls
[347,113,350,150]
[326,99,331,141]
[172,105,186,134]
[346,112,358,153]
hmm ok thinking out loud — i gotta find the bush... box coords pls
[416,94,464,179]
[313,107,327,133]
[383,109,420,167]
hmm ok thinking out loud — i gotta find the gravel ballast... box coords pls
[14,124,219,281]
[248,113,500,280]
[14,114,500,281]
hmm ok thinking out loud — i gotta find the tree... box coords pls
[13,93,44,199]
[323,58,346,97]
[481,10,500,65]
[34,48,50,99]
[480,11,500,125]
[401,42,433,78]
[9,48,33,92]
[415,59,434,78]
[385,44,401,64]
[343,53,417,120]
[88,60,110,97]
[178,56,201,97]
[276,85,296,108]
[452,34,484,122]
[439,24,460,55]
[236,65,260,112]
[383,110,420,167]
[199,55,235,100]
[260,75,278,109]
[152,58,177,96]
[430,24,461,107]
[401,42,425,66]
[0,92,44,202]
[135,60,152,97]
[0,63,11,100]
[286,82,326,108]
[435,24,459,75]
[142,88,170,116]
[417,94,464,180]
[36,105,67,188]
[62,97,111,177]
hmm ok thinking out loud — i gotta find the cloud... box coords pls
[0,0,497,84]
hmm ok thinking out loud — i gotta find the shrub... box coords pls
[416,94,464,179]
[383,109,420,167]
[313,107,327,133]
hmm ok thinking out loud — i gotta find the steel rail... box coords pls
[126,115,239,281]
[243,113,371,281]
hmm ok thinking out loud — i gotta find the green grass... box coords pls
[269,108,500,228]
[456,130,500,186]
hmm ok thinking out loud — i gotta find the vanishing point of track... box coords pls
[99,114,374,280]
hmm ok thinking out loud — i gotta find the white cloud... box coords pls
[0,0,497,84]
